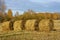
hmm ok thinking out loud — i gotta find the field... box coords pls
[0,31,60,40]
[0,20,60,40]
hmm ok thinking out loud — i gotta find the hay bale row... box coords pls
[0,19,54,32]
[39,19,53,32]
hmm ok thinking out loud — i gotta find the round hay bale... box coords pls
[0,23,3,32]
[34,20,40,31]
[13,20,23,31]
[39,19,54,32]
[21,20,26,30]
[9,20,15,30]
[2,21,10,32]
[53,20,60,31]
[25,20,39,31]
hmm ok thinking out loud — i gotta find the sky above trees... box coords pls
[5,0,60,14]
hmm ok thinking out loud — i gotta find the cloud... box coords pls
[30,0,60,4]
[5,0,60,13]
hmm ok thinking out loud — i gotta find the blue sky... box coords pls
[5,0,60,14]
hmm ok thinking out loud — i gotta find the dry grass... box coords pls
[0,31,60,40]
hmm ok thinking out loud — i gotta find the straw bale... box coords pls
[2,21,10,31]
[25,20,39,31]
[39,19,53,32]
[53,20,60,30]
[0,23,3,32]
[21,20,26,30]
[9,20,15,30]
[13,20,23,31]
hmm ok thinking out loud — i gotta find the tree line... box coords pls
[0,9,60,22]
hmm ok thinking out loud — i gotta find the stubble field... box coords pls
[0,31,60,40]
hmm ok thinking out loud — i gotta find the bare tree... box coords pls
[0,0,6,13]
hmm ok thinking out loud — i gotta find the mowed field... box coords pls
[0,31,60,40]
